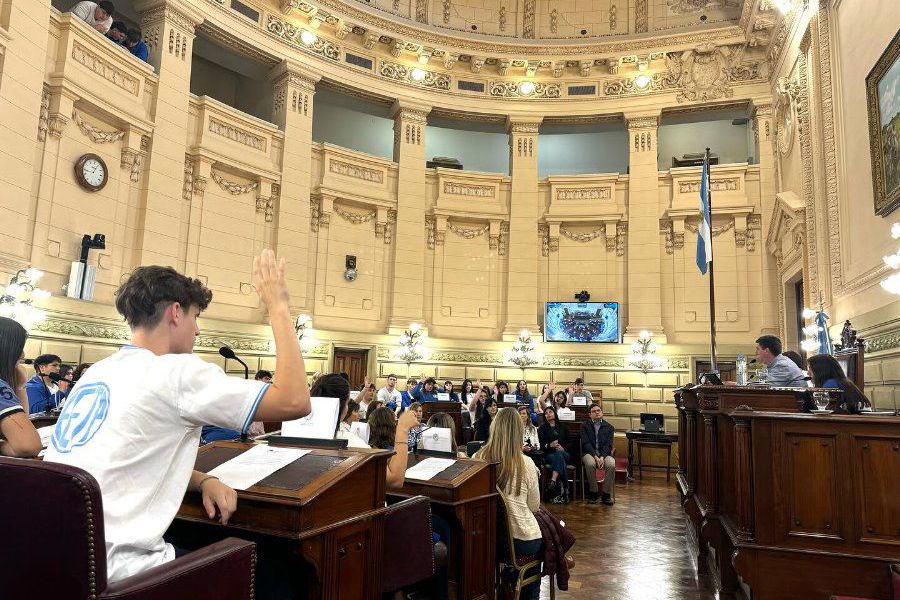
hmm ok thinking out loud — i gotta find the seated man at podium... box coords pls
[755,335,808,387]
[44,250,313,583]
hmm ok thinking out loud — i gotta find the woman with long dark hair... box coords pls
[442,380,459,402]
[474,396,498,442]
[460,378,475,406]
[0,317,42,457]
[538,406,571,503]
[367,406,398,450]
[514,379,537,423]
[807,354,871,413]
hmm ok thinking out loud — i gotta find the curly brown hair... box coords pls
[115,266,212,329]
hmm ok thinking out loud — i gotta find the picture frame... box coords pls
[866,30,900,217]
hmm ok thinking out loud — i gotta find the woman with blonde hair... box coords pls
[474,407,543,600]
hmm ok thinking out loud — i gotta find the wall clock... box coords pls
[74,153,108,192]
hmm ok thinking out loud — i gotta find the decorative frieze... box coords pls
[603,73,677,96]
[211,171,259,195]
[329,159,384,183]
[523,0,535,38]
[615,222,627,256]
[310,198,321,232]
[71,42,139,96]
[384,209,396,245]
[333,204,376,224]
[447,222,489,239]
[425,216,436,249]
[443,181,495,198]
[380,61,450,90]
[635,0,648,33]
[490,81,560,98]
[556,187,611,201]
[208,118,267,151]
[265,15,339,60]
[678,178,739,194]
[560,226,605,243]
[72,110,125,144]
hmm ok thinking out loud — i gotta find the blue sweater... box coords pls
[411,383,439,403]
[25,375,63,414]
[515,390,538,424]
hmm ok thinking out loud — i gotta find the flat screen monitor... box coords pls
[544,302,619,343]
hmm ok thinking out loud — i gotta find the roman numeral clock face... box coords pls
[74,153,108,191]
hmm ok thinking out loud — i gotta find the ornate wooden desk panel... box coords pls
[173,441,392,600]
[388,453,498,600]
[675,386,899,599]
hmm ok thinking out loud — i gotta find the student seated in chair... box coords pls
[474,407,543,600]
[339,400,360,436]
[312,373,417,489]
[25,353,64,414]
[44,250,312,583]
[580,403,615,505]
[0,317,42,458]
[411,375,439,403]
[538,406,570,504]
[474,396,498,442]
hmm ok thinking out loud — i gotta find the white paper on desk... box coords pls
[572,396,587,406]
[350,421,370,443]
[37,425,56,447]
[281,397,341,439]
[422,427,453,453]
[207,445,311,490]
[504,394,517,404]
[405,457,457,481]
[558,408,576,421]
[437,392,450,402]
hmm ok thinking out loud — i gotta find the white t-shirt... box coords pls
[44,345,268,582]
[71,1,114,33]
[336,427,369,448]
[377,387,402,407]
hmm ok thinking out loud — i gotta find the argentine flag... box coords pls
[696,158,712,274]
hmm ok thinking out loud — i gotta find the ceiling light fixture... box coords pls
[410,67,427,82]
[771,0,792,15]
[518,80,536,96]
[418,54,430,64]
[634,74,652,90]
[300,30,317,46]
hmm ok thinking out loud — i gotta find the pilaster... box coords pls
[503,116,543,340]
[753,102,780,332]
[625,112,666,341]
[270,60,320,311]
[388,101,430,333]
[135,0,204,267]
[0,0,54,264]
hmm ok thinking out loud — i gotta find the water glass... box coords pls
[813,391,830,411]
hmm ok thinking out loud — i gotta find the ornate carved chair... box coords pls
[0,457,257,600]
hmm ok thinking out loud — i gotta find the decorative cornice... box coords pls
[329,158,384,183]
[556,187,611,201]
[490,81,560,98]
[380,61,450,90]
[543,355,625,367]
[508,122,540,134]
[443,181,495,197]
[865,329,900,354]
[265,14,340,61]
[208,118,267,151]
[140,4,202,32]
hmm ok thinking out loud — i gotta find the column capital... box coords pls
[624,112,660,130]
[505,115,543,134]
[268,59,321,90]
[135,0,204,31]
[390,101,431,123]
[752,102,774,118]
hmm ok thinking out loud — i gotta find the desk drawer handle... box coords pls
[356,542,364,551]
[338,548,347,559]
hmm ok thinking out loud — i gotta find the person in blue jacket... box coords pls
[25,353,63,413]
[411,376,439,403]
[514,379,538,424]
[126,29,149,62]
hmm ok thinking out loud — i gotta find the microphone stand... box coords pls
[220,346,250,442]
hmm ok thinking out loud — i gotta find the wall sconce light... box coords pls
[300,30,317,46]
[505,329,541,376]
[294,313,318,352]
[410,68,427,82]
[518,80,536,96]
[634,74,652,90]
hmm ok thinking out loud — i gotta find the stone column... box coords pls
[625,113,665,341]
[0,0,54,266]
[388,101,430,332]
[503,117,543,340]
[134,0,203,267]
[753,102,780,332]
[270,60,320,311]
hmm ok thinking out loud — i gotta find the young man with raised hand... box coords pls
[44,249,311,583]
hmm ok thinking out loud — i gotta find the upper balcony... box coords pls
[45,11,156,129]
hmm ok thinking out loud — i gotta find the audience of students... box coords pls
[474,407,543,600]
[25,353,64,414]
[69,2,150,65]
[460,378,476,406]
[568,377,593,403]
[474,396,498,442]
[106,20,127,44]
[495,380,510,401]
[125,28,149,62]
[0,317,42,458]
[357,379,375,418]
[340,400,361,436]
[468,385,487,421]
[538,406,571,504]
[580,403,615,505]
[807,353,872,413]
[400,377,417,412]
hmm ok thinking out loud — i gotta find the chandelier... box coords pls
[396,322,428,366]
[627,330,666,383]
[505,329,541,372]
[0,267,50,328]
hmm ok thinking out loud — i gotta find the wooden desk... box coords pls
[171,441,392,600]
[29,411,59,429]
[421,401,465,444]
[388,452,498,600]
[676,385,900,599]
[625,429,678,479]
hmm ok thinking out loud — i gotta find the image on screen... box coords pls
[544,302,619,343]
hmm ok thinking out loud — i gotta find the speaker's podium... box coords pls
[420,401,465,444]
[170,441,392,600]
[389,451,498,600]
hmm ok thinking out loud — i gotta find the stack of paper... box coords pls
[405,457,456,481]
[207,445,311,490]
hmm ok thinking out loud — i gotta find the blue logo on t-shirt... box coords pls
[51,382,110,453]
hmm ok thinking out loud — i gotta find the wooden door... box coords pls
[333,348,369,389]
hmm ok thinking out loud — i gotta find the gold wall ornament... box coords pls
[333,203,377,224]
[72,110,126,144]
[490,81,560,98]
[865,29,900,216]
[664,43,753,103]
[211,171,259,195]
[379,61,450,89]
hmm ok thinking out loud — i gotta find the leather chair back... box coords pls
[0,457,108,599]
[381,496,436,593]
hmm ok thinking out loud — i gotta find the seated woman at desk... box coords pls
[0,317,42,458]
[367,406,398,450]
[468,385,487,421]
[474,396,498,442]
[807,354,872,413]
[404,401,425,449]
[515,380,538,423]
[474,407,543,600]
[442,380,459,402]
[311,373,417,489]
[520,405,542,470]
[538,406,571,504]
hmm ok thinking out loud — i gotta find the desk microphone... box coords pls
[748,358,758,365]
[219,346,249,380]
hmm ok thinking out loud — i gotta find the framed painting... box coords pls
[866,30,900,216]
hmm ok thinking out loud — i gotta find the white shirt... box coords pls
[71,1,113,33]
[377,387,402,408]
[336,427,369,448]
[44,345,268,582]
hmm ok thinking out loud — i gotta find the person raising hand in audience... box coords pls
[411,374,439,403]
[0,317,42,458]
[44,249,312,583]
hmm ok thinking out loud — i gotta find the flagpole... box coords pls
[706,147,718,372]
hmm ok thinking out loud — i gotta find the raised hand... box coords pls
[252,249,289,310]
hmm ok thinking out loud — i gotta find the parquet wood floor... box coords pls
[538,476,718,600]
